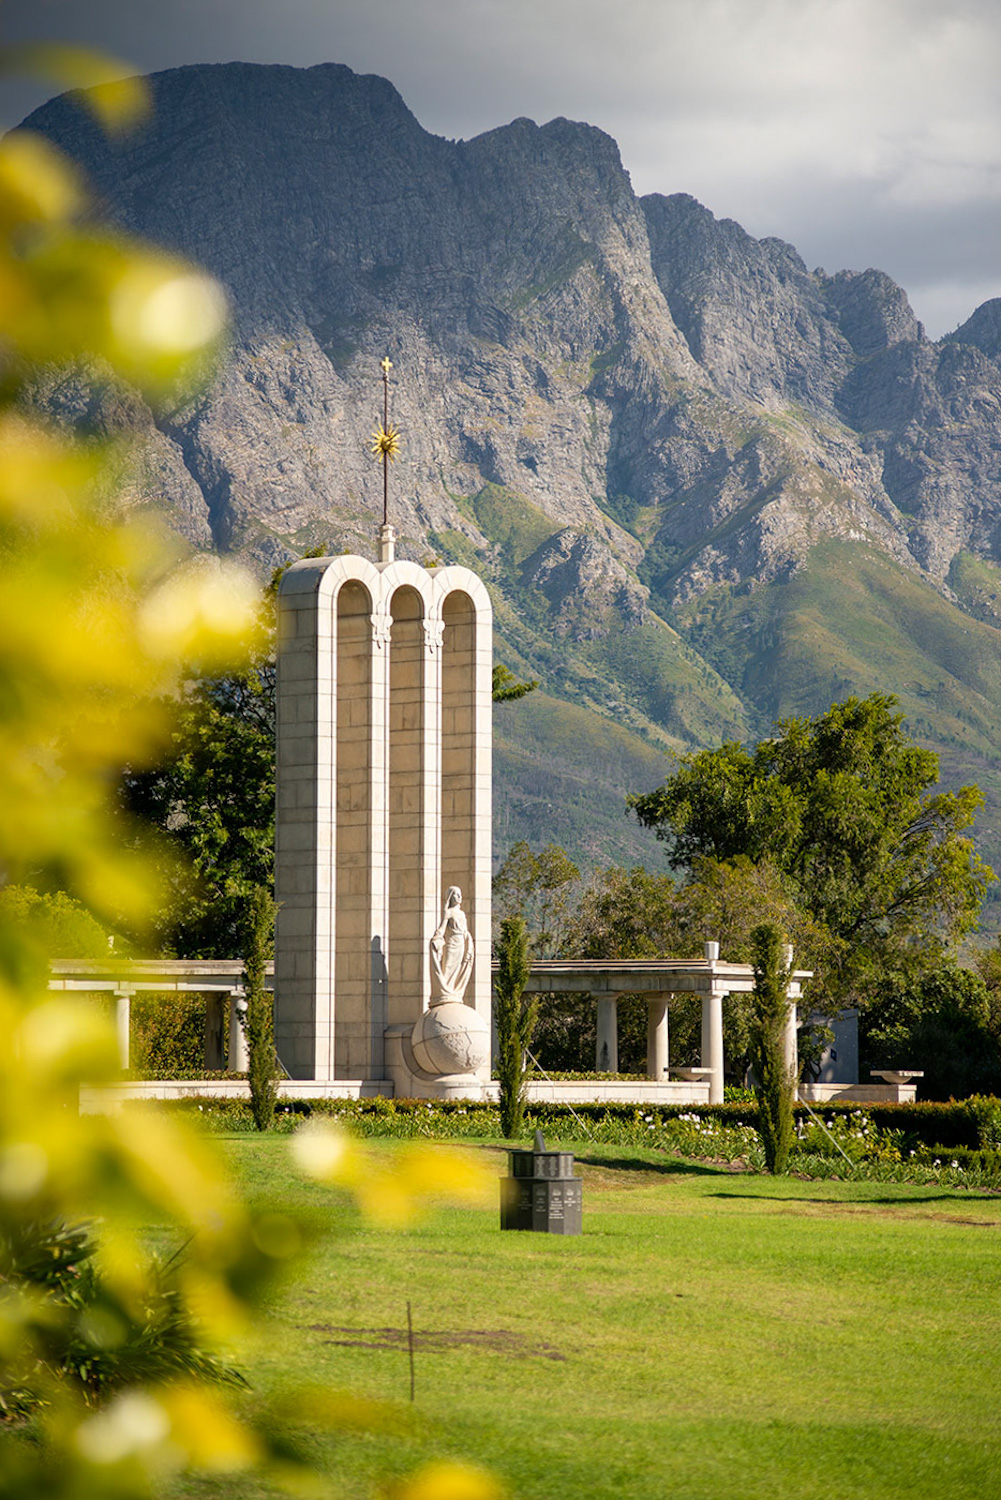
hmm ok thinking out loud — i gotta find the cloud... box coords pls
[6,0,1001,334]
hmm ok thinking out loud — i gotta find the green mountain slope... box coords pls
[493,691,668,870]
[673,539,1001,918]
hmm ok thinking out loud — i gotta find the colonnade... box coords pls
[521,945,806,1103]
[46,960,258,1072]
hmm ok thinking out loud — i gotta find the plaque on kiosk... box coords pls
[500,1130,582,1235]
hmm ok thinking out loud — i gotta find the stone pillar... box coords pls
[596,995,618,1073]
[113,988,132,1071]
[700,991,724,1104]
[386,584,437,1029]
[783,1003,798,1082]
[438,582,493,1044]
[274,558,342,1079]
[333,582,380,1079]
[203,994,227,1070]
[228,989,249,1073]
[646,996,669,1081]
[702,939,724,1104]
[782,945,797,1084]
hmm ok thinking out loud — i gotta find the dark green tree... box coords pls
[563,865,680,961]
[630,695,992,1005]
[554,865,681,1075]
[860,961,1001,1100]
[491,663,539,702]
[243,884,278,1131]
[0,886,114,964]
[748,923,796,1174]
[0,1219,245,1424]
[121,660,275,957]
[494,915,536,1139]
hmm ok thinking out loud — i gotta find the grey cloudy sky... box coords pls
[5,0,1001,336]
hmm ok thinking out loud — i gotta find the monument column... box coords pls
[275,358,492,1093]
[228,988,249,1072]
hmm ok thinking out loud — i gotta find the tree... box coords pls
[860,961,1001,1100]
[673,853,829,959]
[748,924,795,1174]
[0,56,283,1491]
[243,884,279,1130]
[630,695,993,1004]
[121,590,278,957]
[0,886,114,961]
[493,840,580,957]
[551,865,680,1076]
[492,663,539,702]
[0,57,495,1499]
[494,915,536,1138]
[563,865,680,961]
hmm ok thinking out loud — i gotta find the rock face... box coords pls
[21,62,1001,883]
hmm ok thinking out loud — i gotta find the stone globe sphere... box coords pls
[410,1001,490,1077]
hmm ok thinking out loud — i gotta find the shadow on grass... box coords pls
[707,1189,1001,1207]
[574,1152,738,1179]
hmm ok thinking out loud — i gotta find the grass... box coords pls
[174,1134,1001,1500]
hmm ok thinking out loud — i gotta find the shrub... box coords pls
[130,992,205,1078]
[968,1094,1001,1148]
[243,886,278,1131]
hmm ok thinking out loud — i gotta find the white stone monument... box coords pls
[273,526,493,1098]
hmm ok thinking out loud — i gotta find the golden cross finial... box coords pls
[380,355,393,376]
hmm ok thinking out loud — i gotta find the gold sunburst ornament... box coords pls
[369,421,401,461]
[374,355,402,530]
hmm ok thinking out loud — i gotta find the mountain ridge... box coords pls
[20,61,1001,903]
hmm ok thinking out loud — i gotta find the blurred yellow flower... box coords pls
[138,557,262,668]
[1,43,151,132]
[0,130,84,224]
[110,261,229,358]
[386,1460,508,1500]
[290,1121,492,1226]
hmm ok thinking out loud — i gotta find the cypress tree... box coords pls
[243,885,278,1131]
[494,915,536,1139]
[749,922,795,1174]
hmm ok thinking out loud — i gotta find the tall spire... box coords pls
[370,355,401,563]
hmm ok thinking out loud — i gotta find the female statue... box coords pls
[429,885,474,1003]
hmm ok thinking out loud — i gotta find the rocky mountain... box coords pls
[22,62,1001,906]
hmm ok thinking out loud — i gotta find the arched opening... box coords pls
[441,591,477,926]
[388,586,426,1026]
[334,580,373,1077]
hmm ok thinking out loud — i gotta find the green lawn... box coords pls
[179,1136,1001,1500]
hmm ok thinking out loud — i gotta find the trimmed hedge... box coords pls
[909,1144,1001,1174]
[130,1094,1001,1150]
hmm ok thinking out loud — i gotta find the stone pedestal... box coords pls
[500,1137,582,1235]
[384,1019,488,1100]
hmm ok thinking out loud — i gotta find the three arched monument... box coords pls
[273,534,493,1097]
